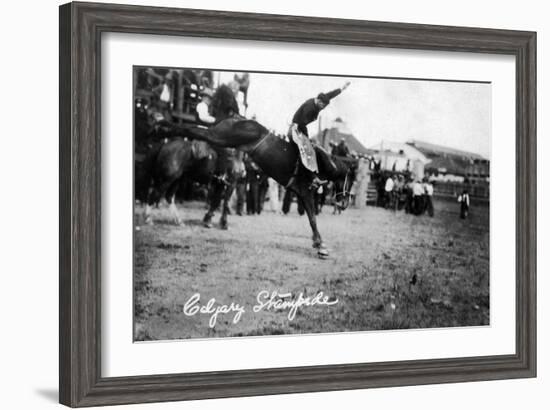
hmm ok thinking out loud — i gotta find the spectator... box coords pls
[458,189,470,219]
[393,175,405,211]
[265,178,280,212]
[423,178,434,217]
[281,189,305,215]
[152,71,174,121]
[384,175,395,209]
[234,163,247,216]
[245,158,266,215]
[412,179,424,215]
[258,175,269,214]
[404,177,414,214]
[234,73,250,109]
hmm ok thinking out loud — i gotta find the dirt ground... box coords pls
[134,197,489,341]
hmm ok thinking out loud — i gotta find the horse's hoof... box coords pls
[203,222,213,228]
[317,247,329,259]
[145,218,154,226]
[220,225,229,230]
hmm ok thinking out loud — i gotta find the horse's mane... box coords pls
[211,84,239,120]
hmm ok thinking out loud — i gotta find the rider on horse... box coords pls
[196,88,217,125]
[289,81,351,189]
[332,137,351,157]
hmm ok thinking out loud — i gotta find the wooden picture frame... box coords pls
[59,1,536,407]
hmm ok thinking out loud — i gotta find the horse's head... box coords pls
[331,157,359,211]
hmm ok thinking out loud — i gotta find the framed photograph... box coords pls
[59,1,536,407]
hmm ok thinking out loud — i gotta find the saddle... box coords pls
[289,124,318,173]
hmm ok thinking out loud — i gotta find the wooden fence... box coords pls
[363,181,489,207]
[433,182,489,200]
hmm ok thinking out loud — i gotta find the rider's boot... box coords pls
[309,171,327,191]
[286,160,327,190]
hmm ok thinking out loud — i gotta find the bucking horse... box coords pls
[141,85,245,230]
[173,118,360,258]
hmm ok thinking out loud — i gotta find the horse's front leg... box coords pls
[298,190,329,258]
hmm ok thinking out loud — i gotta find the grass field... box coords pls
[134,197,489,341]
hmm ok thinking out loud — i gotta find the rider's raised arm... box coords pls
[323,82,350,102]
[323,88,342,101]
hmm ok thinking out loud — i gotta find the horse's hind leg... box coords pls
[144,185,160,225]
[144,180,172,225]
[167,184,183,226]
[166,179,182,225]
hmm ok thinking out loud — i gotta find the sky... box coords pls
[218,71,492,159]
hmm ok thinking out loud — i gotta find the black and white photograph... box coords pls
[1,0,543,408]
[133,67,491,341]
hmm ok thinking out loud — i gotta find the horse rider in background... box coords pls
[333,137,351,157]
[288,81,351,189]
[196,88,216,125]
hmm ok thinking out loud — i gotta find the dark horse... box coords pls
[175,118,359,257]
[142,85,244,229]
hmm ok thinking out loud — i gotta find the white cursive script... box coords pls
[253,290,338,321]
[183,293,246,328]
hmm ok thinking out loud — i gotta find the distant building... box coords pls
[406,140,490,183]
[368,141,430,180]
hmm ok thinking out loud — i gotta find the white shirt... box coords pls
[412,182,424,196]
[159,83,171,103]
[384,177,394,192]
[424,183,434,196]
[458,193,470,206]
[196,101,216,124]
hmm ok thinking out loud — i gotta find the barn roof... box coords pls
[312,118,372,156]
[406,139,488,161]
